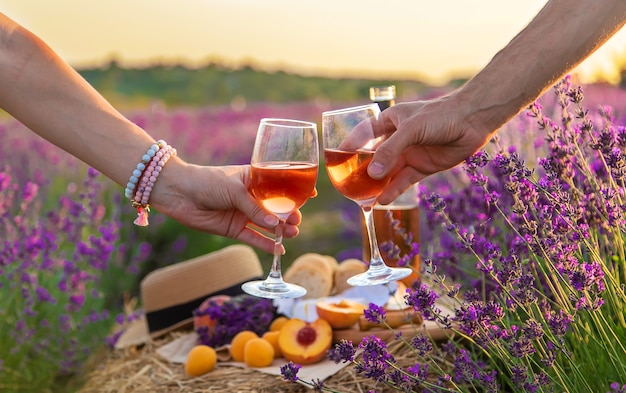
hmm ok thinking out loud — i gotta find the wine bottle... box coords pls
[369,85,396,111]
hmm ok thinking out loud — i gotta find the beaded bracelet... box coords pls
[133,142,177,226]
[124,140,165,200]
[126,140,177,226]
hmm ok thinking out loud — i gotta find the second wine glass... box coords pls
[322,104,412,286]
[241,118,319,299]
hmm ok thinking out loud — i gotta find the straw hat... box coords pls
[115,244,264,348]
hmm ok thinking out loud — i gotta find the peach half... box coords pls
[278,318,332,365]
[315,299,366,329]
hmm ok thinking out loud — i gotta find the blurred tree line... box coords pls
[77,60,440,108]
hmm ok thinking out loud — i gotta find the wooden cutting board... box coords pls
[332,302,455,344]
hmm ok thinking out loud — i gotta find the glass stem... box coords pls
[361,205,389,274]
[266,219,286,285]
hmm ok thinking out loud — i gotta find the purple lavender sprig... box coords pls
[415,76,625,391]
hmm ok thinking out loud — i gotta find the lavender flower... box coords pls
[280,362,301,383]
[328,339,356,363]
[405,284,439,320]
[411,334,433,357]
[609,382,626,393]
[363,303,386,324]
[358,336,394,382]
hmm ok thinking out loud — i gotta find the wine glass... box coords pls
[322,104,412,286]
[241,118,319,299]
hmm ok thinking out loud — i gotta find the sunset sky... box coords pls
[2,0,626,85]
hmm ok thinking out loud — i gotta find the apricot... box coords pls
[244,337,275,367]
[269,316,289,332]
[316,299,366,329]
[185,345,217,377]
[278,318,332,365]
[229,330,258,362]
[262,330,283,358]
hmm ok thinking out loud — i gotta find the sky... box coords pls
[2,0,626,85]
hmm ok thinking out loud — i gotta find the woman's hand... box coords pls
[150,160,301,254]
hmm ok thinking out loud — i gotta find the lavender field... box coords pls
[1,77,625,392]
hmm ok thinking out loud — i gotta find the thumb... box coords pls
[368,131,407,179]
[231,165,281,229]
[227,172,281,230]
[241,193,281,229]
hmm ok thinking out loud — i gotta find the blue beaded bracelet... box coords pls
[132,143,177,226]
[124,140,166,200]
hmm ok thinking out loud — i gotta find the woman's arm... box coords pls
[0,12,300,254]
[0,12,155,186]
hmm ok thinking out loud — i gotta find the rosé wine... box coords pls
[250,162,317,216]
[324,148,389,205]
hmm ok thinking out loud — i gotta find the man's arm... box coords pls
[460,0,626,136]
[369,0,626,203]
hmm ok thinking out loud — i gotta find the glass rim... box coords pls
[321,103,380,117]
[259,118,317,128]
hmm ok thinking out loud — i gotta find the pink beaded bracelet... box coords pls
[130,141,177,226]
[124,140,166,200]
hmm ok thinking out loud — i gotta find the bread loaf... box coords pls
[333,258,368,294]
[284,253,335,299]
[320,255,339,274]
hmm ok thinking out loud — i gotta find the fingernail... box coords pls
[264,215,279,227]
[369,162,385,177]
